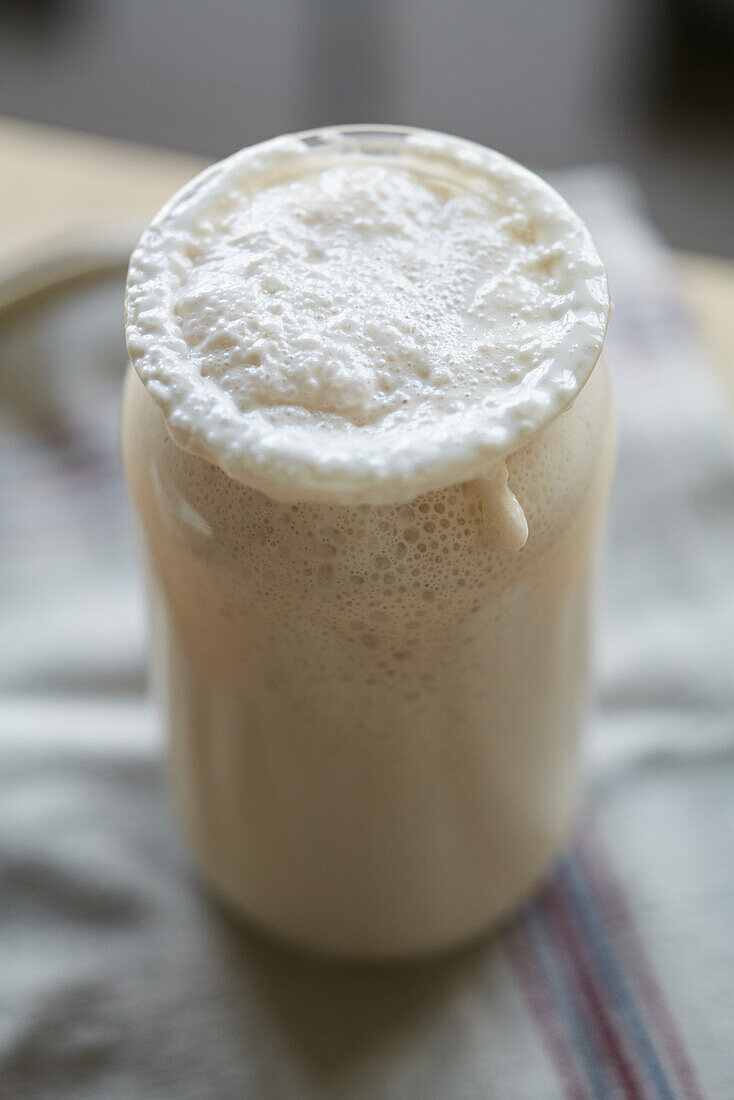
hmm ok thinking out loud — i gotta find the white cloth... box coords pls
[0,171,732,1099]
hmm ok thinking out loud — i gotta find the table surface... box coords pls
[1,114,733,410]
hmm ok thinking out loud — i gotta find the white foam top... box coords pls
[125,126,609,504]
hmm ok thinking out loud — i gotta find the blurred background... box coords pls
[0,0,732,255]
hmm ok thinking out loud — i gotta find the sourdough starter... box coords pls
[123,126,613,957]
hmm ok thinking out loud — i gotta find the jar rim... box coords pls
[125,124,610,505]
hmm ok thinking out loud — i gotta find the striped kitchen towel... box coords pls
[0,170,732,1099]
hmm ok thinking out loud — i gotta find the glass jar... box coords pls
[122,126,614,958]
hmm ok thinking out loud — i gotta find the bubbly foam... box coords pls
[122,356,615,954]
[125,126,610,505]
